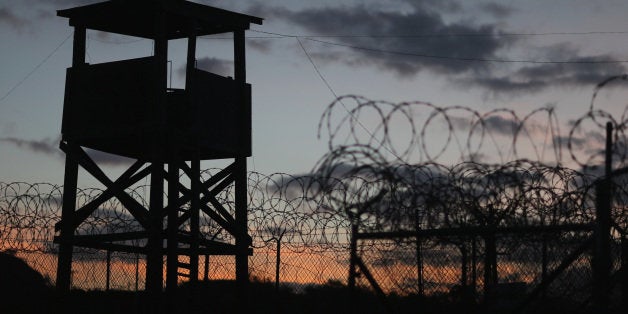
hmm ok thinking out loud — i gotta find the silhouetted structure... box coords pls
[55,0,261,311]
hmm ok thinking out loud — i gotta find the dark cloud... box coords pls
[36,9,55,19]
[0,136,132,167]
[405,0,462,14]
[553,135,588,150]
[0,137,60,156]
[247,38,273,53]
[479,2,515,18]
[254,2,625,94]
[450,115,518,135]
[0,7,29,30]
[459,44,628,94]
[259,3,513,77]
[1,1,100,30]
[554,130,607,165]
[177,57,233,78]
[483,115,519,135]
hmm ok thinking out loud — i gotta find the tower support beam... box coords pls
[56,24,85,293]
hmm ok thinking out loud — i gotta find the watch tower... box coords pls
[54,0,262,305]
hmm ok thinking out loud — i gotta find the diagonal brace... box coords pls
[60,143,151,228]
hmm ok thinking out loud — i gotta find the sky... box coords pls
[1,0,628,185]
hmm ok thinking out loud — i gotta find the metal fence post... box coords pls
[106,249,111,291]
[275,234,283,293]
[593,122,613,313]
[348,215,358,291]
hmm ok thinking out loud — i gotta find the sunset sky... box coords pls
[2,0,628,185]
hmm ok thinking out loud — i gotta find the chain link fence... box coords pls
[1,179,624,312]
[2,78,628,312]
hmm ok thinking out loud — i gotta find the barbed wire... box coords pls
[0,76,626,308]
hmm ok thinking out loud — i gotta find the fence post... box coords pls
[483,229,498,302]
[275,234,283,293]
[415,207,424,297]
[348,214,358,291]
[106,249,111,291]
[593,122,612,313]
[416,237,424,296]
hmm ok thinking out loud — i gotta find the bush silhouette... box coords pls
[0,250,51,313]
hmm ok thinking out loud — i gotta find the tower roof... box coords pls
[58,0,263,39]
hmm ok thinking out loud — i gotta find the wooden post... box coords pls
[72,26,86,68]
[146,162,164,302]
[146,11,168,309]
[166,161,179,291]
[56,154,78,291]
[187,33,200,284]
[190,157,200,282]
[185,34,197,88]
[56,24,85,294]
[234,29,249,309]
